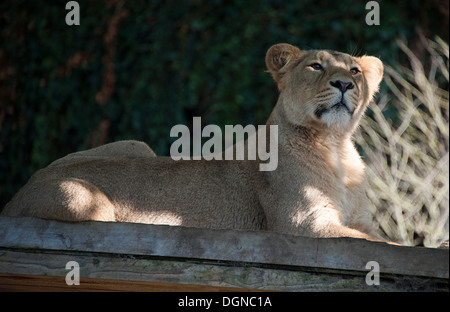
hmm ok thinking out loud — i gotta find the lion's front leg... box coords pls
[286,202,379,241]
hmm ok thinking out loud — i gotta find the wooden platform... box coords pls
[0,217,448,291]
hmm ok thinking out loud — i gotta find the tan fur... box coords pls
[2,44,384,240]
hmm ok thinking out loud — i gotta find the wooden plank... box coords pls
[0,273,255,292]
[0,217,448,280]
[2,249,445,291]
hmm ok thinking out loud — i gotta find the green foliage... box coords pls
[1,0,448,228]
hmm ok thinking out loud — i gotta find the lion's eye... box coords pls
[310,63,323,70]
[350,67,361,75]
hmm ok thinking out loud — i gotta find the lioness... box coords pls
[2,44,384,240]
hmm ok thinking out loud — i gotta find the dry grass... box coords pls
[356,36,449,247]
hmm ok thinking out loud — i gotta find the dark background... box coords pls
[1,0,448,209]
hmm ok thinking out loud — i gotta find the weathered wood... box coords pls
[1,249,445,291]
[0,273,255,292]
[0,217,447,279]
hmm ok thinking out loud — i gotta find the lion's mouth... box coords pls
[330,101,350,112]
[315,100,352,118]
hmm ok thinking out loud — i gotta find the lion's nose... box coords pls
[330,80,354,93]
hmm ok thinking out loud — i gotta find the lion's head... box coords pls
[266,43,383,134]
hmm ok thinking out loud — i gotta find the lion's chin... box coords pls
[321,107,352,130]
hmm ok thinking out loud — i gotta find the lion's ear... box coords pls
[265,43,303,90]
[357,55,384,97]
